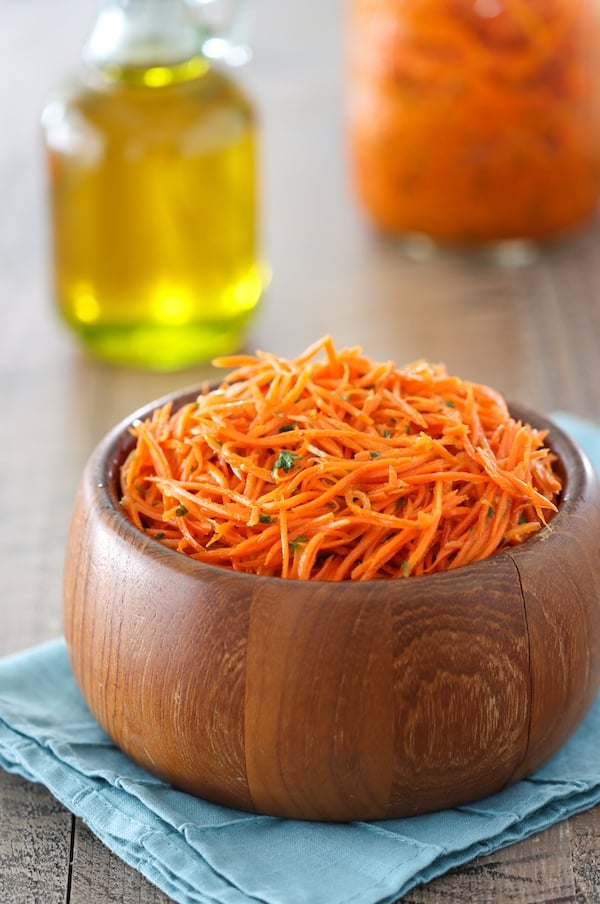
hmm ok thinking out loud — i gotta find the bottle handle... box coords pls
[182,0,253,66]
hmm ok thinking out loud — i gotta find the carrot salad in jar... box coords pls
[348,0,600,242]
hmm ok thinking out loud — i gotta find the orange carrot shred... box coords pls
[119,337,562,581]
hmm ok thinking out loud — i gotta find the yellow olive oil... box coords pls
[43,58,263,370]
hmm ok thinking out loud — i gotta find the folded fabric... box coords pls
[0,410,599,904]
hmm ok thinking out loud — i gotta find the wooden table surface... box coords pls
[2,1,600,901]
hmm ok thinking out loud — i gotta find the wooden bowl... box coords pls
[63,391,600,821]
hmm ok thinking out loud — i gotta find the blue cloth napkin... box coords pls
[0,411,599,904]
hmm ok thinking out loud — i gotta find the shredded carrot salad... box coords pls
[119,336,561,581]
[348,0,600,241]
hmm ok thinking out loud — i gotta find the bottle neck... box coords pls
[84,0,207,84]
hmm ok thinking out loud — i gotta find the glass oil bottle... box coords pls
[41,0,263,370]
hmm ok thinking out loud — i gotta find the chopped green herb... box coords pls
[154,531,165,540]
[401,560,411,577]
[273,450,302,472]
[278,424,295,433]
[444,399,456,408]
[487,506,495,518]
[289,535,308,551]
[369,450,380,459]
[175,504,189,517]
[259,514,272,524]
[383,429,392,439]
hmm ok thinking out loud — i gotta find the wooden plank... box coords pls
[0,772,72,904]
[68,820,173,904]
[570,806,600,900]
[403,820,578,903]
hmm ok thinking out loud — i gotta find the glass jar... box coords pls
[41,0,263,370]
[347,0,600,246]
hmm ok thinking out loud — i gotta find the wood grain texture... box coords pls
[69,820,174,904]
[62,399,600,823]
[244,581,395,819]
[509,417,600,781]
[64,481,254,812]
[570,806,600,899]
[387,554,530,814]
[0,773,72,904]
[2,0,600,897]
[403,821,580,903]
